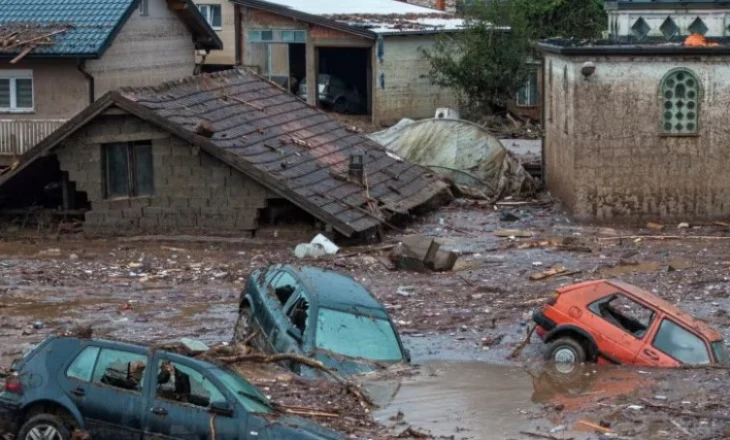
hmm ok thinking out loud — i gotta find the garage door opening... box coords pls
[316,47,371,115]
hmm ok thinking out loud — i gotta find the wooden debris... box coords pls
[714,221,730,228]
[0,24,72,62]
[599,235,730,241]
[508,325,536,359]
[519,430,571,440]
[647,222,665,231]
[225,94,265,111]
[530,264,580,281]
[494,229,533,238]
[575,419,613,434]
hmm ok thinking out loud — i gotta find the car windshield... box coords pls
[315,308,403,362]
[712,341,729,364]
[212,367,272,414]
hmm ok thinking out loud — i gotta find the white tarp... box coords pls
[369,118,537,200]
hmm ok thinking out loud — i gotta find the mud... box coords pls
[2,200,730,439]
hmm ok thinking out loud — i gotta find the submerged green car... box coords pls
[234,265,410,375]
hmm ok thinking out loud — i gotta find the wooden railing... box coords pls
[0,119,67,155]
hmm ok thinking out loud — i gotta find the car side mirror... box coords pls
[210,401,233,417]
[286,328,303,344]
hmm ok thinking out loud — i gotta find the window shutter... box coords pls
[0,79,9,108]
[15,78,33,109]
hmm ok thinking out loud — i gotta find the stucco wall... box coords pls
[375,35,458,125]
[55,114,270,235]
[86,0,197,95]
[195,0,236,66]
[544,52,730,223]
[0,60,87,120]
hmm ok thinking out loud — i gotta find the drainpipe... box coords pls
[540,58,546,187]
[77,60,95,104]
[436,0,446,10]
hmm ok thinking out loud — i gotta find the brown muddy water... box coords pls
[372,362,644,440]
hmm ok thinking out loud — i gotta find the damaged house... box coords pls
[230,0,464,125]
[0,69,450,238]
[0,0,222,161]
[539,0,730,223]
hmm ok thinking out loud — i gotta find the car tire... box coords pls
[333,99,348,114]
[17,414,71,440]
[233,312,251,344]
[545,337,586,365]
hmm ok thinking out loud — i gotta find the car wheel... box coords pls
[546,337,586,366]
[333,99,348,114]
[233,313,251,344]
[18,414,71,440]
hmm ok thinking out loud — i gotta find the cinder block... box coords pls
[122,207,143,219]
[167,197,189,208]
[189,198,209,209]
[139,216,160,230]
[108,199,131,210]
[129,198,152,209]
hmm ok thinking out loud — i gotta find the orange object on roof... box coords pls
[684,33,719,47]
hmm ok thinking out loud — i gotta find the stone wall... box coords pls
[375,35,459,125]
[55,114,270,234]
[543,53,730,223]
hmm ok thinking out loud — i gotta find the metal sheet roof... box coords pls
[0,69,449,236]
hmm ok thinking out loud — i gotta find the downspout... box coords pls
[540,56,546,188]
[77,60,94,104]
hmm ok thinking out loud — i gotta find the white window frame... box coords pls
[198,4,222,31]
[516,70,538,107]
[0,70,34,113]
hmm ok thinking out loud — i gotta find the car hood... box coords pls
[262,415,342,439]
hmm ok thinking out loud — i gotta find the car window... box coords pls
[653,319,711,365]
[156,360,226,408]
[92,349,148,392]
[316,308,403,362]
[589,294,655,338]
[66,346,100,382]
[212,367,272,414]
[286,296,310,336]
[271,272,299,306]
[712,341,729,364]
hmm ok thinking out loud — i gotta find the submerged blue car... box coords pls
[0,336,340,440]
[234,265,409,376]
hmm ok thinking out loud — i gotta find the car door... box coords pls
[143,354,240,440]
[637,317,712,366]
[264,271,303,354]
[62,344,149,440]
[584,293,658,364]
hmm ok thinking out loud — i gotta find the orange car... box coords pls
[532,279,729,366]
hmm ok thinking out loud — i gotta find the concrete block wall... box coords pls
[375,35,459,125]
[55,114,270,235]
[194,0,236,66]
[543,53,730,224]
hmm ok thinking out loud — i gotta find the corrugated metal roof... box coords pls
[0,69,449,236]
[0,0,136,57]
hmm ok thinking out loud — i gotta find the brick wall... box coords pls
[375,35,458,125]
[55,114,270,235]
[543,53,730,224]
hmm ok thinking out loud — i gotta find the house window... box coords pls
[0,70,33,113]
[660,68,700,135]
[198,4,222,30]
[103,141,154,198]
[517,70,538,107]
[138,0,149,16]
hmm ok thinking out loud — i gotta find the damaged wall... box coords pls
[55,114,270,235]
[86,0,197,95]
[375,35,459,125]
[194,0,236,66]
[543,52,730,223]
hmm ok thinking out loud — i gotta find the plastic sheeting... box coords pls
[369,118,537,200]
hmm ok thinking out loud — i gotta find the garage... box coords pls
[316,47,372,115]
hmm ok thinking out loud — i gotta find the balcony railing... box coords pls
[0,119,67,155]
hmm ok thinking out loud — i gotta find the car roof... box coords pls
[562,279,723,341]
[52,336,221,370]
[280,264,386,314]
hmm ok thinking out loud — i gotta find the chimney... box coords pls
[436,0,446,11]
[348,153,364,184]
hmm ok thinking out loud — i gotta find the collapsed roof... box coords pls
[0,69,450,237]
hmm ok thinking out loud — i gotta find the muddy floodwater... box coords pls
[3,201,730,438]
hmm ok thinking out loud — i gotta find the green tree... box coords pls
[423,0,606,117]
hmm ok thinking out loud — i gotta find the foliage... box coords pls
[422,0,606,116]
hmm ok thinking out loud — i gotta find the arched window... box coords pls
[660,68,701,135]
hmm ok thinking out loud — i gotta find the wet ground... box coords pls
[2,200,730,439]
